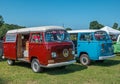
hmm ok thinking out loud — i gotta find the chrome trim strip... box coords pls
[41,60,76,68]
[99,55,115,60]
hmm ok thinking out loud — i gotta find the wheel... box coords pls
[80,54,91,66]
[7,59,15,65]
[31,58,43,73]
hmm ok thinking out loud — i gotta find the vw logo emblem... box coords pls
[63,49,69,57]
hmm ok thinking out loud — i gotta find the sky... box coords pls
[0,0,120,29]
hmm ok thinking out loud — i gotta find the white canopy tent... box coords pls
[100,26,120,35]
[100,26,120,41]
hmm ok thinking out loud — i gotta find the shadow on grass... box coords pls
[115,53,120,56]
[92,60,120,67]
[14,62,31,69]
[13,62,87,75]
[0,78,6,84]
[0,59,6,62]
[44,63,87,75]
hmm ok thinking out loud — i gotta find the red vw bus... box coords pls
[3,26,75,72]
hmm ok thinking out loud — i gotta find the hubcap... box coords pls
[8,60,12,64]
[82,57,88,64]
[32,62,39,72]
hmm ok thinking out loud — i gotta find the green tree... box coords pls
[0,15,25,39]
[89,21,104,29]
[66,28,72,31]
[0,23,25,39]
[112,23,118,29]
[118,27,120,30]
[0,15,4,28]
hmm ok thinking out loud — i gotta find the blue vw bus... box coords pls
[68,30,114,65]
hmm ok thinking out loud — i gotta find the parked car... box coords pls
[3,26,75,72]
[113,34,120,53]
[68,30,115,65]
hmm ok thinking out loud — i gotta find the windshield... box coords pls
[45,30,70,42]
[94,31,110,41]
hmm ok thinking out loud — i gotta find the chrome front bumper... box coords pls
[41,60,76,68]
[99,55,115,60]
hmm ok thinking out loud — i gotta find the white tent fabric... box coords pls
[100,26,120,34]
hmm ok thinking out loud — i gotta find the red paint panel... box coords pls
[47,42,74,63]
[3,42,16,60]
[29,43,48,65]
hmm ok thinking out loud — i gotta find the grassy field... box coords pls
[0,56,120,84]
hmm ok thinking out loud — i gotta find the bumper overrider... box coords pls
[99,55,115,60]
[41,60,76,68]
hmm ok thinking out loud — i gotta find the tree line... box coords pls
[0,15,25,39]
[0,15,120,39]
[66,21,120,30]
[89,21,120,30]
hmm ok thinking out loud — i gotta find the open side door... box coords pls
[17,34,23,58]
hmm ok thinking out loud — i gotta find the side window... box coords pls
[31,33,42,43]
[80,33,93,41]
[70,33,78,41]
[5,34,17,42]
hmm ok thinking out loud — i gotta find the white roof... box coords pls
[7,26,65,34]
[68,29,104,33]
[100,26,120,34]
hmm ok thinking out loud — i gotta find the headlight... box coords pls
[51,52,57,58]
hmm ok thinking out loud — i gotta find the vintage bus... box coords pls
[68,30,114,65]
[3,26,75,72]
[113,34,120,53]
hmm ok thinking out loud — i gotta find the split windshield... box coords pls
[45,30,70,42]
[94,31,110,41]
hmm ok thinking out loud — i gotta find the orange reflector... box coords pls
[48,60,54,63]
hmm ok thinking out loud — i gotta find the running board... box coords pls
[17,58,30,63]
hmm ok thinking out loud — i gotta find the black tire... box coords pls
[7,59,15,65]
[80,54,91,66]
[31,58,43,73]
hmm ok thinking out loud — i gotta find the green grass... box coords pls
[0,56,120,84]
